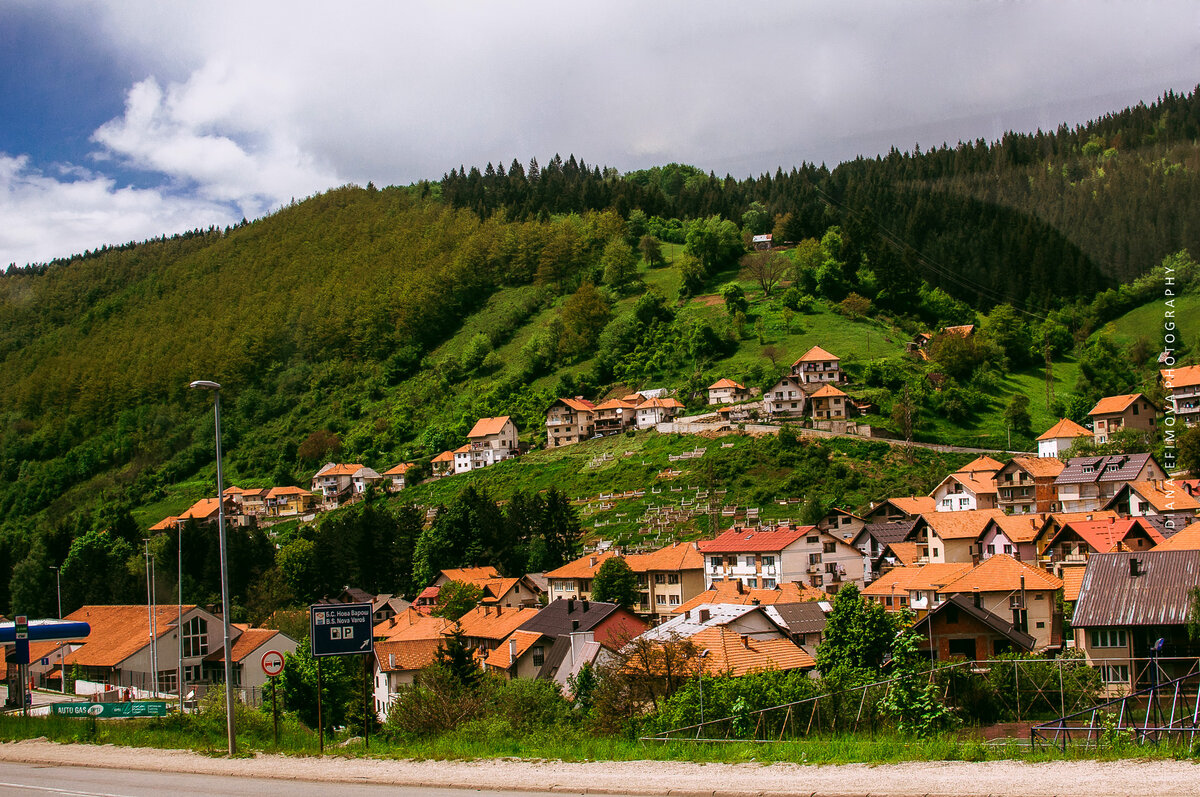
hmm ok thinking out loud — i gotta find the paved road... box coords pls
[0,762,590,797]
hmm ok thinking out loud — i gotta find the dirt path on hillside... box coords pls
[1,738,1198,796]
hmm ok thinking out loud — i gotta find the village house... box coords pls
[1087,393,1159,445]
[382,463,414,492]
[466,416,519,470]
[452,444,473,474]
[929,456,1003,512]
[1103,480,1200,532]
[933,554,1062,651]
[633,604,815,676]
[634,396,684,429]
[373,638,443,717]
[995,456,1065,514]
[808,384,849,421]
[1036,418,1093,458]
[1054,453,1168,513]
[763,374,807,418]
[863,496,937,524]
[455,605,537,655]
[817,508,868,543]
[700,524,865,592]
[672,579,827,614]
[790,346,845,389]
[264,486,316,517]
[852,519,920,579]
[910,594,1036,661]
[1161,364,1200,427]
[861,563,973,614]
[592,396,642,435]
[625,542,706,620]
[908,508,1007,564]
[238,488,269,517]
[1072,551,1200,693]
[707,378,751,406]
[545,397,597,447]
[545,552,616,603]
[430,450,455,477]
[1039,517,1165,574]
[977,514,1049,563]
[428,566,544,609]
[311,463,381,509]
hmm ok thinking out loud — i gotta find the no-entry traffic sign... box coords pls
[261,649,285,677]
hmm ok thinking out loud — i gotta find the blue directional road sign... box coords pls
[309,603,374,657]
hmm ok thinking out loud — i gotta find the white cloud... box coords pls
[0,153,234,268]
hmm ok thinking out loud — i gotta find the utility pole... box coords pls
[144,540,158,697]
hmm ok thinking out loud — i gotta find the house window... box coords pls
[1100,665,1130,684]
[667,573,680,584]
[656,594,667,605]
[806,536,818,544]
[669,595,680,605]
[986,544,996,555]
[958,497,970,508]
[654,574,666,584]
[532,646,545,668]
[1091,629,1127,648]
[183,616,208,658]
[945,606,959,624]
[823,542,836,553]
[1003,544,1013,555]
[762,578,776,589]
[746,578,757,588]
[809,553,820,565]
[184,664,202,683]
[763,556,776,567]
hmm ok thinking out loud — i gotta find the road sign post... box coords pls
[309,604,374,754]
[261,649,284,746]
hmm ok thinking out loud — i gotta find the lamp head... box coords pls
[189,380,221,391]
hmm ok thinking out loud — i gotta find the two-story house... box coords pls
[908,508,1008,563]
[264,486,316,517]
[862,562,974,614]
[466,416,519,470]
[934,554,1062,651]
[700,524,864,592]
[1087,393,1159,444]
[995,456,1065,514]
[1161,364,1200,428]
[929,456,1003,512]
[1040,516,1165,575]
[635,396,684,429]
[593,396,642,435]
[311,463,368,509]
[382,463,413,492]
[1054,453,1168,513]
[1036,418,1093,458]
[545,552,616,602]
[790,346,844,389]
[545,398,597,448]
[625,542,706,620]
[808,385,849,421]
[763,374,807,418]
[431,450,455,477]
[707,378,751,406]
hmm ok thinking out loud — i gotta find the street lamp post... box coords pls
[189,379,236,756]
[49,565,63,693]
[178,524,184,718]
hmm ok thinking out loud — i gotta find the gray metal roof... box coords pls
[517,598,621,639]
[857,520,918,547]
[1072,551,1200,628]
[1056,453,1154,486]
[767,601,831,636]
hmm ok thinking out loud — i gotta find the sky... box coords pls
[1,1,1197,268]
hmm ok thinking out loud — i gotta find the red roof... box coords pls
[700,525,815,554]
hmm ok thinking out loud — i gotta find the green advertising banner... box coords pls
[51,701,168,718]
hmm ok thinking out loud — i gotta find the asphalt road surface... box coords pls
[0,762,591,797]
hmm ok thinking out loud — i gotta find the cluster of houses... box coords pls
[431,416,522,476]
[545,391,685,447]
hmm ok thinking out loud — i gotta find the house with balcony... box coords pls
[763,374,806,418]
[790,346,845,389]
[707,378,751,406]
[382,463,414,492]
[1054,453,1167,513]
[1162,364,1200,427]
[1072,551,1200,694]
[633,604,815,676]
[466,416,519,470]
[1087,393,1159,444]
[1104,480,1200,532]
[671,579,827,614]
[487,598,645,681]
[592,396,641,435]
[635,396,684,429]
[311,463,379,509]
[852,519,920,579]
[1036,418,1093,458]
[624,542,706,619]
[995,456,1065,514]
[545,398,597,448]
[264,486,316,517]
[977,513,1048,563]
[545,552,617,602]
[907,508,1008,564]
[808,384,849,421]
[1040,517,1165,576]
[700,524,863,592]
[929,456,1003,512]
[238,488,268,517]
[431,450,455,477]
[862,562,974,614]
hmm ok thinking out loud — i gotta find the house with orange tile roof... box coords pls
[1087,393,1158,444]
[1037,418,1093,458]
[593,395,643,435]
[995,456,1065,514]
[635,396,685,429]
[808,384,849,421]
[1161,364,1200,427]
[372,637,444,718]
[61,605,295,697]
[454,605,538,655]
[237,488,269,516]
[382,462,414,491]
[450,443,472,474]
[672,579,827,615]
[862,563,974,613]
[311,463,382,509]
[1104,480,1200,531]
[936,554,1063,650]
[633,604,815,676]
[374,607,449,642]
[431,449,455,478]
[545,551,618,603]
[699,523,864,592]
[977,513,1048,563]
[426,567,543,610]
[483,629,548,678]
[909,508,1007,564]
[863,496,937,524]
[465,416,519,470]
[1040,517,1165,576]
[263,485,317,517]
[176,496,236,525]
[789,346,845,388]
[706,378,750,406]
[624,542,706,619]
[929,456,1003,512]
[545,397,598,447]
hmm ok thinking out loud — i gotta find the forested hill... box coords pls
[443,86,1200,300]
[1,88,1199,615]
